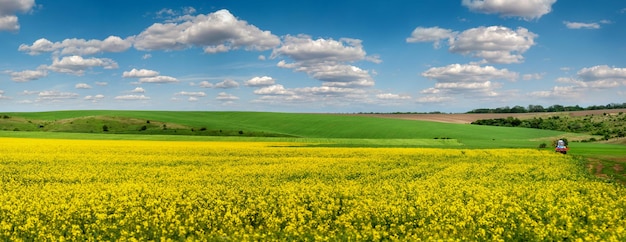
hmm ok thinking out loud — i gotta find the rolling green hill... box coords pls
[0,110,592,148]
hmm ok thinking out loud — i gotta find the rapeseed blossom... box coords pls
[0,138,624,241]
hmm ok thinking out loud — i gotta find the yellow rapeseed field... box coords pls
[0,137,624,241]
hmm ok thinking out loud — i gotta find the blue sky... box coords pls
[1,0,625,113]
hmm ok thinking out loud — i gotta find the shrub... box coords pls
[140,125,147,131]
[102,125,109,132]
[538,143,547,148]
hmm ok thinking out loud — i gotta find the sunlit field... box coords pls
[1,138,625,241]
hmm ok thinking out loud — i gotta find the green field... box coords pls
[0,110,589,145]
[1,110,625,182]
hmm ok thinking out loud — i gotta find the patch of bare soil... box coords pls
[586,158,609,179]
[614,164,624,173]
[347,108,626,124]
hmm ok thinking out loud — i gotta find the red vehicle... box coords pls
[555,140,568,154]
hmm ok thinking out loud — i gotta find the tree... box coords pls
[102,125,109,132]
[510,105,527,113]
[527,105,545,113]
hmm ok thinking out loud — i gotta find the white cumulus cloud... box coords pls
[18,36,132,55]
[406,27,457,48]
[122,68,159,78]
[47,55,118,75]
[462,0,557,20]
[421,63,517,97]
[577,65,626,82]
[214,79,239,89]
[408,26,537,64]
[134,9,280,53]
[253,84,294,95]
[0,0,36,32]
[198,81,213,88]
[272,35,378,88]
[422,64,518,82]
[245,76,275,87]
[449,26,537,64]
[75,83,92,89]
[9,67,47,82]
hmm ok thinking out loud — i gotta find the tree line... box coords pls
[467,103,626,114]
[471,112,626,141]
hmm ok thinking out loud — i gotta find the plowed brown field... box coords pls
[347,108,626,124]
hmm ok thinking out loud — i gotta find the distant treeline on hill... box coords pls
[467,103,626,114]
[471,111,626,141]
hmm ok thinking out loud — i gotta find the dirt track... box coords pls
[347,108,626,124]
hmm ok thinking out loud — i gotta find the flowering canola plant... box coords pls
[0,137,624,241]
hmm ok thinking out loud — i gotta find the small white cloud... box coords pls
[258,55,266,61]
[420,63,516,98]
[122,68,159,78]
[75,83,92,89]
[139,76,179,83]
[95,81,108,86]
[38,91,80,100]
[528,86,580,99]
[406,27,457,48]
[142,54,152,59]
[188,96,198,102]
[175,91,206,97]
[114,94,150,100]
[198,81,213,88]
[422,63,518,82]
[216,92,239,101]
[245,76,275,87]
[253,84,294,95]
[9,68,48,82]
[48,55,118,75]
[18,36,133,55]
[132,87,145,93]
[22,90,39,95]
[215,79,239,88]
[84,94,105,102]
[376,93,412,100]
[462,0,557,20]
[563,21,600,29]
